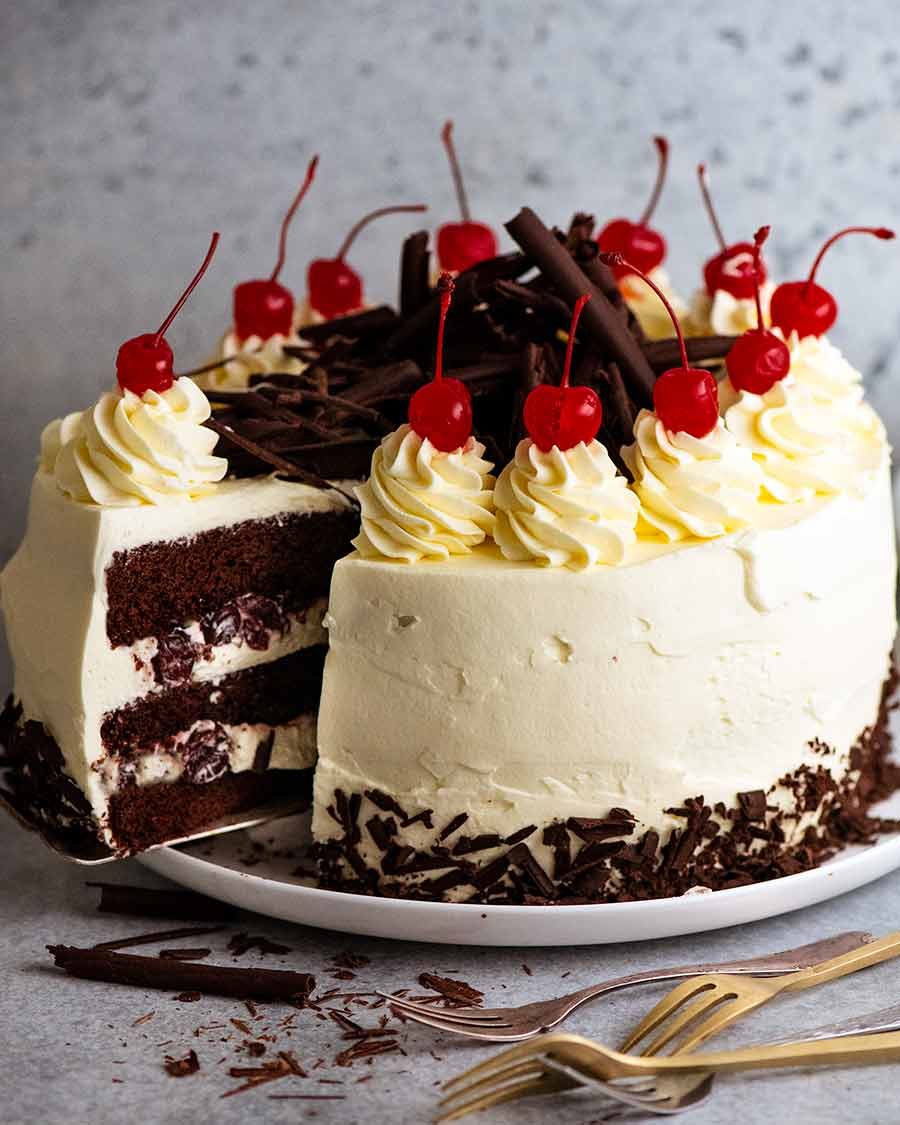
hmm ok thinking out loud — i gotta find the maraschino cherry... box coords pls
[116,232,220,397]
[597,136,669,279]
[436,120,498,272]
[522,295,602,452]
[726,226,790,394]
[697,163,765,300]
[769,225,895,339]
[602,251,719,437]
[233,155,318,342]
[408,273,472,452]
[307,203,428,320]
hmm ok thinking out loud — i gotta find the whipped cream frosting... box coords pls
[494,439,639,569]
[623,409,763,540]
[42,377,228,507]
[353,424,495,562]
[687,279,774,337]
[197,329,306,391]
[620,268,688,341]
[725,378,883,502]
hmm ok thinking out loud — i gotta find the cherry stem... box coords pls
[560,295,591,389]
[751,225,770,330]
[269,155,319,283]
[638,136,669,227]
[153,232,220,347]
[441,120,471,223]
[433,272,455,383]
[335,204,428,261]
[601,251,689,372]
[697,163,727,252]
[803,225,895,299]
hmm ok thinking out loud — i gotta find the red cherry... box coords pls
[726,226,790,394]
[307,203,427,320]
[597,136,669,278]
[523,294,602,452]
[408,273,473,452]
[652,367,719,438]
[697,164,766,300]
[233,155,318,342]
[769,225,895,339]
[116,232,220,397]
[436,120,499,272]
[600,250,719,438]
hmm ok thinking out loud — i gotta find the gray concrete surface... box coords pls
[4,4,900,1121]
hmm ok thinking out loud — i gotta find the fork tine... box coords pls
[387,1004,523,1040]
[673,994,759,1055]
[439,1057,580,1122]
[442,1037,549,1091]
[381,994,508,1025]
[640,989,738,1056]
[619,978,718,1053]
[437,1068,565,1122]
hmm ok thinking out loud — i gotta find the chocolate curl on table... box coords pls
[643,335,738,370]
[505,207,657,405]
[48,945,315,1002]
[399,231,432,318]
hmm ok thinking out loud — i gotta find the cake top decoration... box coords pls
[769,225,895,339]
[725,226,790,395]
[696,163,764,301]
[407,272,473,452]
[116,232,221,397]
[523,294,603,452]
[597,136,669,279]
[307,203,428,321]
[232,155,319,343]
[437,120,498,272]
[602,251,718,438]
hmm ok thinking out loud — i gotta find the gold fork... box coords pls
[620,930,900,1056]
[438,1029,900,1121]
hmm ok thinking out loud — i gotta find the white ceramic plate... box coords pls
[141,788,900,947]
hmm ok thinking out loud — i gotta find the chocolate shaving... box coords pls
[400,231,431,318]
[48,945,315,1001]
[227,933,292,957]
[644,335,738,370]
[93,926,223,951]
[417,973,484,1006]
[504,207,656,404]
[164,1049,199,1077]
[158,948,212,961]
[87,883,236,921]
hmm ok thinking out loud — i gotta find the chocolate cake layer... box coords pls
[100,646,327,751]
[106,509,357,648]
[314,667,900,904]
[107,768,312,853]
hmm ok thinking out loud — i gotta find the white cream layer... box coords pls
[314,458,896,858]
[1,472,352,843]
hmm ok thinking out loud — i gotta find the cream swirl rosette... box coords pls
[686,279,774,337]
[782,331,885,443]
[493,439,639,569]
[620,268,688,342]
[196,329,306,391]
[43,377,228,506]
[725,378,883,502]
[353,424,495,563]
[623,409,763,540]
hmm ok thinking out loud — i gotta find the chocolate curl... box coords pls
[399,231,431,318]
[643,334,738,370]
[504,207,657,405]
[48,945,316,1001]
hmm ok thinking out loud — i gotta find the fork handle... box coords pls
[777,931,900,993]
[646,1029,900,1076]
[768,1001,900,1046]
[563,930,870,1012]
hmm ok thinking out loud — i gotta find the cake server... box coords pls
[382,931,871,1041]
[0,784,309,865]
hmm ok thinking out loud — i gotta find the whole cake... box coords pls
[312,216,898,903]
